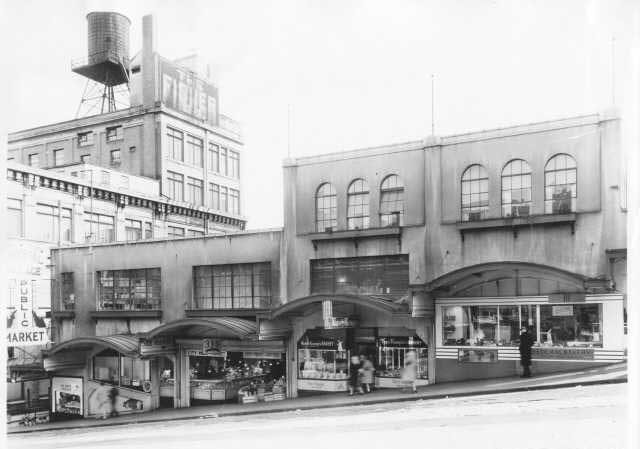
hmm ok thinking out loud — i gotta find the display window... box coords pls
[298,338,349,380]
[539,304,602,347]
[442,304,538,346]
[92,350,150,392]
[375,336,428,380]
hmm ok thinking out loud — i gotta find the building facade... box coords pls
[43,111,627,418]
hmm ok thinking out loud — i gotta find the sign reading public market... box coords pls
[7,278,50,346]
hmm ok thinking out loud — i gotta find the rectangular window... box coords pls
[144,222,153,239]
[208,144,219,172]
[219,147,228,176]
[209,183,220,210]
[61,208,72,242]
[229,189,240,214]
[53,149,64,167]
[229,150,240,178]
[186,135,204,167]
[540,304,601,347]
[7,198,23,238]
[186,177,204,205]
[28,153,39,167]
[166,171,184,202]
[92,352,150,392]
[193,263,271,309]
[125,218,143,241]
[167,127,184,161]
[442,304,539,346]
[36,203,59,242]
[106,125,123,142]
[84,212,115,243]
[167,226,185,237]
[77,132,94,146]
[220,186,228,212]
[97,268,161,310]
[61,272,75,310]
[310,255,409,299]
[80,154,91,164]
[110,149,121,165]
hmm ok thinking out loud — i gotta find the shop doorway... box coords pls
[158,356,174,408]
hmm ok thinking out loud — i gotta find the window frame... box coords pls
[461,164,489,221]
[544,153,577,214]
[379,174,404,227]
[346,178,370,230]
[501,159,532,218]
[166,171,184,202]
[110,149,121,165]
[315,183,337,232]
[167,127,184,162]
[106,125,123,142]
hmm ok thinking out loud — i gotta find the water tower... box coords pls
[72,12,131,117]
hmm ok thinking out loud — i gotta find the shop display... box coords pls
[297,336,350,391]
[375,336,429,387]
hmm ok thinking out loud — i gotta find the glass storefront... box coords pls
[441,303,601,348]
[92,349,150,391]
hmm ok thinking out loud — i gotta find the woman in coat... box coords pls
[401,351,418,393]
[360,355,374,393]
[519,326,535,377]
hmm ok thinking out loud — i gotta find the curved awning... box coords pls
[145,317,257,340]
[46,334,142,358]
[427,261,588,296]
[270,294,408,320]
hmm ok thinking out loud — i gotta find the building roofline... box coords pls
[49,227,284,251]
[283,110,619,167]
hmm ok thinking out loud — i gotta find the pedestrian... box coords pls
[108,386,119,417]
[401,351,418,393]
[519,326,535,378]
[360,355,374,393]
[348,355,363,396]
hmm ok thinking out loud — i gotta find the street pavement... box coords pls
[6,383,627,449]
[6,362,627,436]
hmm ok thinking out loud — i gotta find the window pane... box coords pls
[442,306,470,345]
[539,304,601,347]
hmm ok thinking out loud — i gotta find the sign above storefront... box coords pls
[322,299,358,329]
[552,305,574,317]
[7,278,50,347]
[377,336,427,348]
[298,337,345,351]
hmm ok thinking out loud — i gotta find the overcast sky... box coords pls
[3,0,637,229]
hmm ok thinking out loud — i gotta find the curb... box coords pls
[8,376,627,435]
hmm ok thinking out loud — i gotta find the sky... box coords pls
[2,0,638,229]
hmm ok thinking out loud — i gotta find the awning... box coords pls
[145,317,257,340]
[45,335,142,358]
[270,294,408,320]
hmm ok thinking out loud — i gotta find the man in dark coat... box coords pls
[518,326,535,378]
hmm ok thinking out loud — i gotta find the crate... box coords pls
[241,395,258,404]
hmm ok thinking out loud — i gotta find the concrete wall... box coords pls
[51,230,283,342]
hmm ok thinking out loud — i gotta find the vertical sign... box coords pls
[6,278,49,346]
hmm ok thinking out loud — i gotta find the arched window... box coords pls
[461,164,489,221]
[380,175,404,226]
[501,159,532,217]
[545,154,576,214]
[315,183,337,232]
[347,179,370,230]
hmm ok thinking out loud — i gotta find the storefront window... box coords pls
[375,336,428,380]
[443,304,539,346]
[93,350,119,384]
[539,304,602,347]
[92,350,150,391]
[298,336,349,381]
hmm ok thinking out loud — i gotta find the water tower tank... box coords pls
[72,11,131,86]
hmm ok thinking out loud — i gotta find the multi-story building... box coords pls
[5,12,247,422]
[43,111,627,419]
[7,14,245,225]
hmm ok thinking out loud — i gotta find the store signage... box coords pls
[377,336,427,348]
[51,376,83,416]
[242,351,282,360]
[185,349,226,358]
[7,278,50,347]
[297,379,348,392]
[203,338,222,353]
[458,348,498,363]
[532,347,594,360]
[552,305,574,317]
[298,337,345,351]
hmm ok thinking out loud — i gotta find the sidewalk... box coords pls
[8,362,627,434]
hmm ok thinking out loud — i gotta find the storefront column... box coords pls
[149,358,160,410]
[286,316,306,399]
[174,345,190,408]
